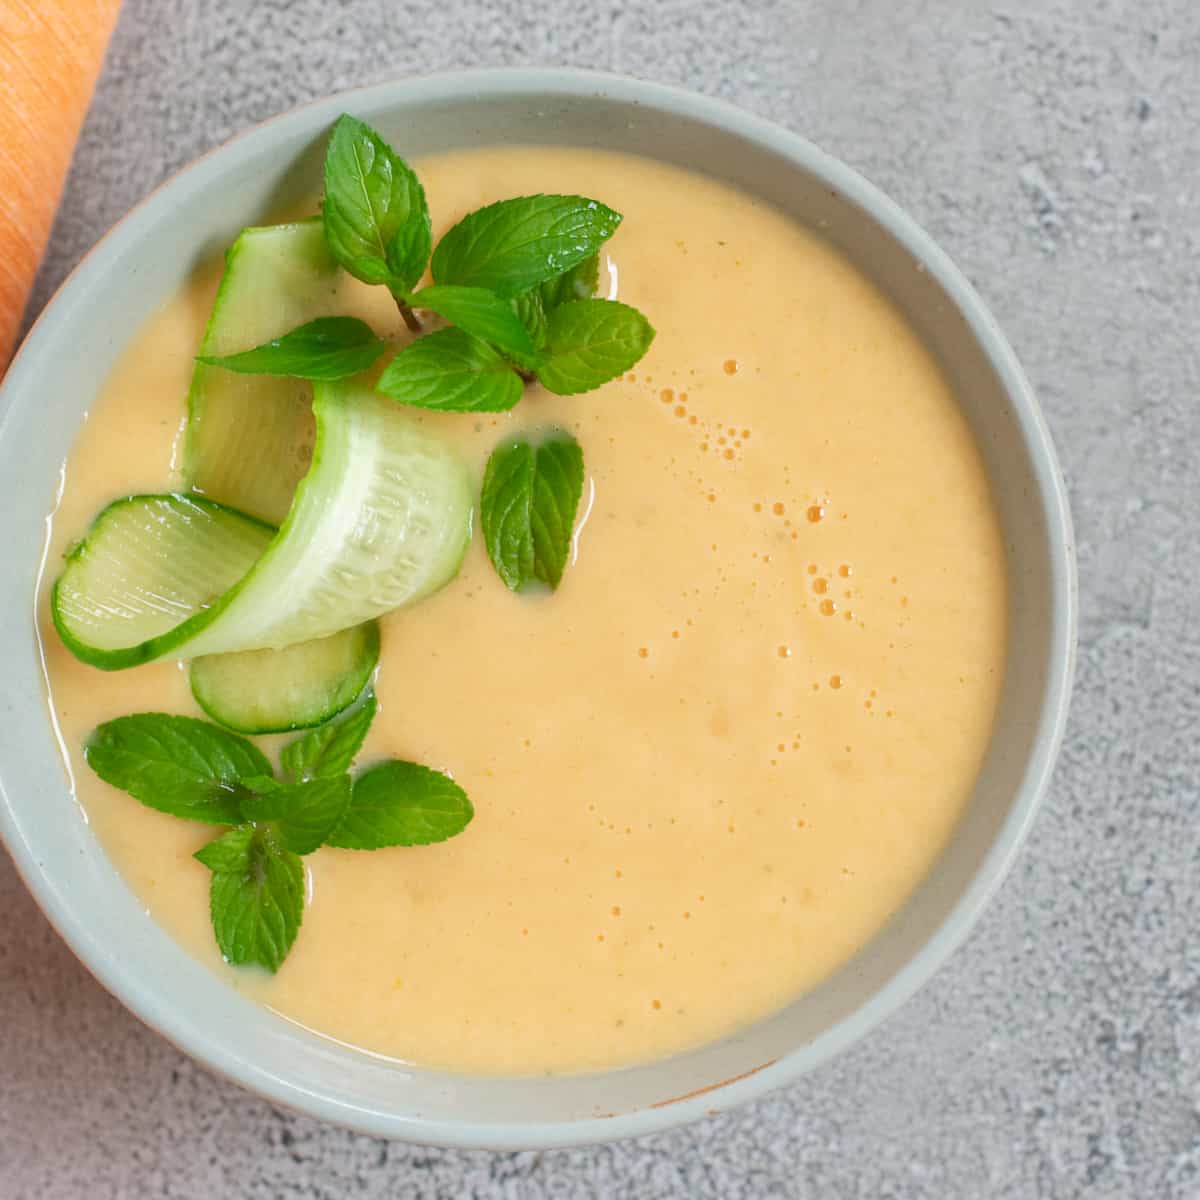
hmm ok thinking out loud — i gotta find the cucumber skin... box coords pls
[50,494,276,672]
[189,621,380,734]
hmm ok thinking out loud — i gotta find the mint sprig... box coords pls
[196,316,386,380]
[86,702,472,973]
[481,431,585,592]
[315,117,652,419]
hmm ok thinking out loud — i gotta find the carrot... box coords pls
[0,0,123,372]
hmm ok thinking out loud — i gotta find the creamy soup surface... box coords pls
[38,147,1007,1075]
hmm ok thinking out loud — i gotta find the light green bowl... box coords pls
[0,69,1075,1148]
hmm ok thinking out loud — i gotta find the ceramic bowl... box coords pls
[0,69,1075,1148]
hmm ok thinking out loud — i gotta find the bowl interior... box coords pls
[0,71,1073,1148]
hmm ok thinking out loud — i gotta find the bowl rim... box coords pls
[0,66,1076,1147]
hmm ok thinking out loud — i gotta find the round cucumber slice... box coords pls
[52,379,473,668]
[51,494,275,670]
[190,622,380,733]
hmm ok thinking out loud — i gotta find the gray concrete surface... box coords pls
[3,0,1198,1196]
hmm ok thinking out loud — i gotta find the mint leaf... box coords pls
[385,217,433,294]
[281,693,377,783]
[196,826,304,972]
[512,256,598,352]
[538,253,600,311]
[530,433,585,588]
[431,195,621,298]
[194,825,257,872]
[240,774,281,794]
[84,714,269,825]
[480,440,535,591]
[327,761,473,849]
[240,775,352,855]
[196,316,385,381]
[538,300,655,396]
[412,284,539,366]
[322,114,430,292]
[512,289,548,351]
[480,431,584,592]
[377,327,523,411]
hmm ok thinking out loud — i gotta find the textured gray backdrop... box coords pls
[4,1,1198,1197]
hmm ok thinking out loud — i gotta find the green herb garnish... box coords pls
[84,699,472,973]
[481,431,585,592]
[376,327,524,412]
[321,114,431,327]
[378,190,646,406]
[196,316,385,380]
[281,692,377,782]
[537,299,655,396]
[317,118,648,408]
[84,713,269,824]
[196,825,304,973]
[326,760,474,850]
[429,194,622,297]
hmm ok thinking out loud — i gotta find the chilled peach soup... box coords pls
[38,146,1006,1075]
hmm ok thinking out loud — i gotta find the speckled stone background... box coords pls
[3,0,1197,1196]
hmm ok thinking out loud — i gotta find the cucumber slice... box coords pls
[184,220,340,525]
[51,494,275,669]
[190,622,380,733]
[52,380,472,667]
